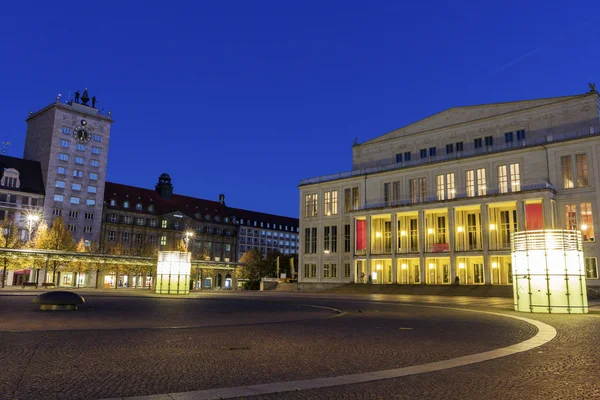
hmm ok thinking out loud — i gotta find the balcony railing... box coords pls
[300,124,600,186]
[356,181,554,212]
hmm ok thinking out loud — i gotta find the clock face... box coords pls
[73,126,91,143]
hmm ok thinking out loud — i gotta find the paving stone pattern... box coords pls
[0,293,596,400]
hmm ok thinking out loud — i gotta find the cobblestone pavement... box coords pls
[0,292,598,400]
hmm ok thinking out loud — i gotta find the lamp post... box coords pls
[184,230,194,252]
[26,213,40,241]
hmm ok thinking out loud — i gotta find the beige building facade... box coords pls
[299,88,600,288]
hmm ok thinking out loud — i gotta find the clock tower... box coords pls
[23,92,113,245]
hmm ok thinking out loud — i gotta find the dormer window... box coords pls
[110,199,116,206]
[194,212,201,219]
[123,201,130,208]
[136,203,142,211]
[1,168,20,189]
[205,214,211,220]
[148,204,154,212]
[215,216,220,222]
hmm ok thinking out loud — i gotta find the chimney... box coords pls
[219,194,225,205]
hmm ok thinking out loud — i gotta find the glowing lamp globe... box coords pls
[155,251,191,295]
[512,230,588,314]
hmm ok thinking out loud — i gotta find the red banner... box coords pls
[525,203,544,230]
[356,220,366,250]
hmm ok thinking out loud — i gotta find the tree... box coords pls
[71,238,89,287]
[35,217,76,284]
[176,238,188,252]
[238,248,270,289]
[0,214,23,288]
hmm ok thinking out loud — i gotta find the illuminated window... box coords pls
[86,199,95,206]
[561,155,574,188]
[71,183,81,191]
[89,172,98,180]
[466,170,475,197]
[585,258,598,279]
[57,167,66,175]
[324,190,338,215]
[565,204,577,230]
[352,187,359,210]
[576,154,588,187]
[76,144,85,151]
[409,178,417,203]
[90,160,99,167]
[58,153,69,161]
[108,231,116,241]
[54,194,64,202]
[419,177,427,202]
[304,193,318,217]
[73,169,83,177]
[60,139,70,148]
[510,163,520,192]
[91,147,101,155]
[446,173,455,199]
[75,157,84,165]
[160,236,166,246]
[123,201,129,208]
[62,127,71,135]
[88,186,97,193]
[581,202,594,242]
[55,180,65,188]
[498,165,508,193]
[161,220,167,228]
[436,175,445,201]
[70,197,80,204]
[476,168,486,196]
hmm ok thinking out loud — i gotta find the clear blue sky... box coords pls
[1,1,598,218]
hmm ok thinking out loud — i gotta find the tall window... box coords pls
[331,226,337,252]
[311,227,317,253]
[344,189,351,213]
[510,163,521,192]
[344,263,351,278]
[304,194,318,217]
[476,168,486,196]
[331,190,338,214]
[344,224,350,252]
[581,202,594,241]
[446,173,455,200]
[565,204,577,230]
[352,187,359,210]
[436,175,445,201]
[562,155,574,188]
[384,183,391,205]
[419,177,427,202]
[324,191,331,215]
[498,165,508,193]
[323,263,330,278]
[304,228,310,253]
[446,143,454,154]
[466,170,475,197]
[409,179,417,203]
[576,154,588,187]
[324,226,330,252]
[485,136,493,146]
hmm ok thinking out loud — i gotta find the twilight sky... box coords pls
[1,1,598,218]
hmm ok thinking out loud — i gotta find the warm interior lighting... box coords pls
[429,263,435,269]
[427,228,434,234]
[489,224,496,230]
[581,224,588,231]
[156,251,191,295]
[512,230,588,314]
[375,232,382,238]
[324,250,330,254]
[457,226,464,233]
[327,211,331,216]
[376,264,381,270]
[401,264,407,270]
[400,230,407,236]
[492,262,498,268]
[459,263,465,269]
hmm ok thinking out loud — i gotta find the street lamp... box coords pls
[184,230,194,251]
[25,212,41,241]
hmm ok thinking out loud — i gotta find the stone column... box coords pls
[419,210,426,285]
[391,213,398,284]
[448,207,456,283]
[481,204,491,285]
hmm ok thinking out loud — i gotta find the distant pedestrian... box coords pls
[454,276,460,285]
[360,272,365,283]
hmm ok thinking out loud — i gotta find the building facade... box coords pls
[299,87,600,288]
[24,93,113,245]
[0,155,45,285]
[232,208,299,261]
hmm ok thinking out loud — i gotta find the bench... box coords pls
[21,282,38,288]
[41,282,56,288]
